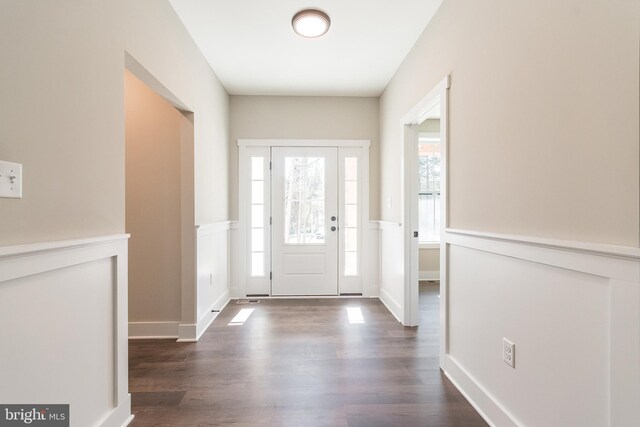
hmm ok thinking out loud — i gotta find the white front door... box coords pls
[271,147,338,295]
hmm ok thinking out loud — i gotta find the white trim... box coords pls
[379,288,403,323]
[400,76,450,371]
[338,146,367,294]
[0,234,129,261]
[443,230,640,426]
[419,270,439,281]
[0,234,132,427]
[128,322,179,339]
[237,140,371,298]
[196,221,233,233]
[178,220,233,342]
[444,356,519,427]
[97,393,134,427]
[445,230,639,283]
[378,220,402,230]
[446,228,640,261]
[238,139,370,148]
[239,146,271,296]
[401,77,450,125]
[177,290,231,342]
[246,295,378,300]
[378,221,404,324]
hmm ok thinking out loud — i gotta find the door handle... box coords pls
[331,226,337,232]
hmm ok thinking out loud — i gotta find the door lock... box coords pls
[414,231,419,238]
[331,226,337,232]
[331,216,337,221]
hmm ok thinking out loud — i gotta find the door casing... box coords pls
[237,139,370,298]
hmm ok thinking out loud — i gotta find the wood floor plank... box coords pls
[129,283,487,426]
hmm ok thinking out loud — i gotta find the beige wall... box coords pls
[419,247,440,272]
[0,0,229,246]
[418,118,440,133]
[380,0,639,246]
[229,96,380,219]
[125,70,183,322]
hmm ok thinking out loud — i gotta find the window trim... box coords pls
[418,133,441,244]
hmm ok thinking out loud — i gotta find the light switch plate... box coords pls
[0,160,22,198]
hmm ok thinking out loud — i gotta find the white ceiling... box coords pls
[168,0,443,96]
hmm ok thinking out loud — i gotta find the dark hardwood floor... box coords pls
[129,282,487,426]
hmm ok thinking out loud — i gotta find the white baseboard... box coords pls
[0,235,131,426]
[379,288,403,324]
[444,356,520,427]
[97,393,133,427]
[177,289,231,342]
[128,321,179,339]
[442,229,640,425]
[419,270,439,281]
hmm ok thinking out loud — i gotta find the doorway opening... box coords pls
[401,76,450,369]
[238,140,370,298]
[124,56,196,340]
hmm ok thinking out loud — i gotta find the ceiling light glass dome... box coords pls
[292,9,331,38]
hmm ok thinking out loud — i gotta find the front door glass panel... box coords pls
[283,157,325,244]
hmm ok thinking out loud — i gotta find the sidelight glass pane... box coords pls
[345,157,358,181]
[250,155,265,277]
[251,180,263,204]
[344,252,357,276]
[251,252,264,276]
[345,204,357,228]
[345,181,357,205]
[251,204,264,228]
[284,156,325,244]
[343,157,358,276]
[251,157,263,180]
[345,228,357,252]
[251,228,264,252]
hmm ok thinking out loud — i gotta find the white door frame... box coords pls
[237,139,370,298]
[400,76,450,369]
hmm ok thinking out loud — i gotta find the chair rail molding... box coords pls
[0,234,133,427]
[440,228,640,427]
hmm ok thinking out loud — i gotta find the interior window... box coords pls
[418,133,441,243]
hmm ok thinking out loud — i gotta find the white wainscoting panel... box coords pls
[378,221,404,323]
[443,229,640,427]
[178,222,232,342]
[363,221,380,297]
[0,235,133,427]
[229,221,241,298]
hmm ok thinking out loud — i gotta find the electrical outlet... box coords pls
[503,338,515,368]
[209,273,213,286]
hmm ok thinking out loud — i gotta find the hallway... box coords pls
[129,283,487,426]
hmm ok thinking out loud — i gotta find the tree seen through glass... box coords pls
[284,157,325,244]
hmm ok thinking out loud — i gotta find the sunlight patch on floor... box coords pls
[347,306,364,324]
[229,308,255,326]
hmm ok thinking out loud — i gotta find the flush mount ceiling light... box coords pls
[292,9,331,38]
